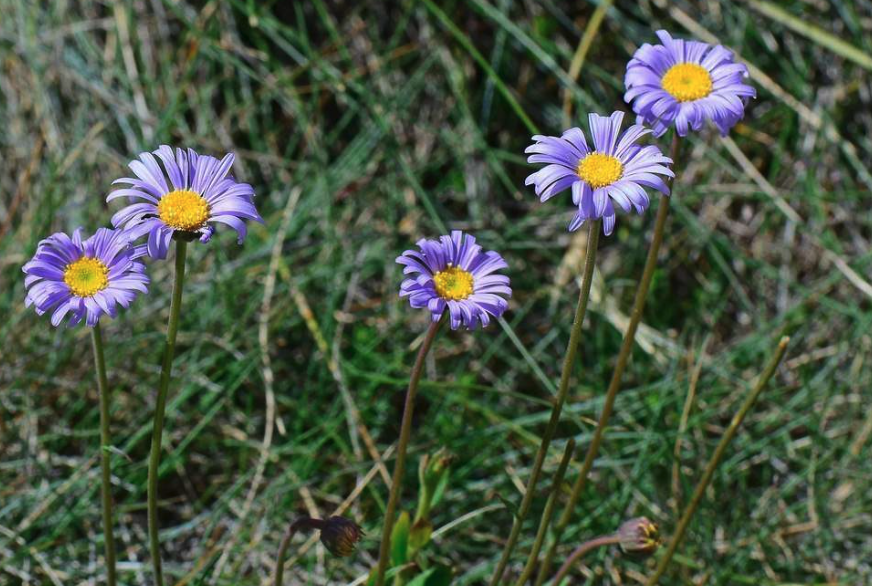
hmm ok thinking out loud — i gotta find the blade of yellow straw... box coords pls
[562,0,615,127]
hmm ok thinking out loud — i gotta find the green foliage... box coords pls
[405,565,453,586]
[391,511,412,569]
[415,448,453,522]
[408,519,433,557]
[1,1,871,584]
[378,449,454,585]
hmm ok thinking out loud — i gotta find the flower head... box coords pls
[319,516,363,557]
[525,111,673,235]
[624,30,755,137]
[108,145,263,259]
[23,227,149,327]
[617,517,660,556]
[397,231,511,330]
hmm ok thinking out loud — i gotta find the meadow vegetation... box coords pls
[1,1,871,584]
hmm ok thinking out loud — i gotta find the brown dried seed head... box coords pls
[320,516,364,557]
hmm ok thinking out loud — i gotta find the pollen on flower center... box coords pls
[661,63,713,102]
[433,265,474,301]
[577,152,623,189]
[64,257,109,297]
[158,189,210,231]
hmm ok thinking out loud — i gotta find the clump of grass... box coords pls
[1,2,870,585]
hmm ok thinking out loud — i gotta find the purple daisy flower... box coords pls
[624,30,756,137]
[23,227,149,327]
[397,231,511,330]
[108,145,263,259]
[525,111,674,236]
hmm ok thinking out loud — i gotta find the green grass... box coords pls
[1,0,871,584]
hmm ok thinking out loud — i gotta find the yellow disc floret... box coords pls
[64,257,109,298]
[158,189,210,231]
[433,265,474,301]
[661,63,713,102]
[577,152,623,189]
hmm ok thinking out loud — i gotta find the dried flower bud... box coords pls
[617,517,660,556]
[319,516,363,557]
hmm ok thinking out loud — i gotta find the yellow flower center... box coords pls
[577,152,623,188]
[661,63,713,102]
[158,189,210,231]
[433,266,474,301]
[64,257,109,298]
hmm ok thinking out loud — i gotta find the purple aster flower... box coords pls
[108,145,263,259]
[397,231,511,330]
[624,30,756,137]
[23,227,149,327]
[525,111,673,236]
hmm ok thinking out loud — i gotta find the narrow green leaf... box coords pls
[391,511,412,567]
[409,518,433,555]
[423,565,453,586]
[405,568,436,586]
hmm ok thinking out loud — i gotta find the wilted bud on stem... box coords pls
[552,518,661,585]
[319,516,364,557]
[617,517,660,556]
[275,515,363,586]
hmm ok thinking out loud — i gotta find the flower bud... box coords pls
[416,448,454,522]
[424,448,452,479]
[617,517,660,556]
[319,516,363,557]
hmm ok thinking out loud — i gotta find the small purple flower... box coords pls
[525,111,673,236]
[23,227,149,327]
[624,30,756,137]
[397,231,511,330]
[108,145,263,259]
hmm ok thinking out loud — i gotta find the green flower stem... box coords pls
[644,336,790,586]
[147,239,188,586]
[488,220,601,586]
[373,317,444,586]
[534,133,681,586]
[90,322,117,586]
[551,534,620,586]
[513,438,576,586]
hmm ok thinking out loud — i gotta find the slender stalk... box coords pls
[274,518,327,586]
[644,336,790,585]
[273,530,293,586]
[551,534,620,585]
[373,318,443,586]
[91,322,117,586]
[489,220,600,586]
[514,439,576,586]
[147,239,188,586]
[534,132,682,586]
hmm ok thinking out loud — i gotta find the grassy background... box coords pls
[1,0,871,584]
